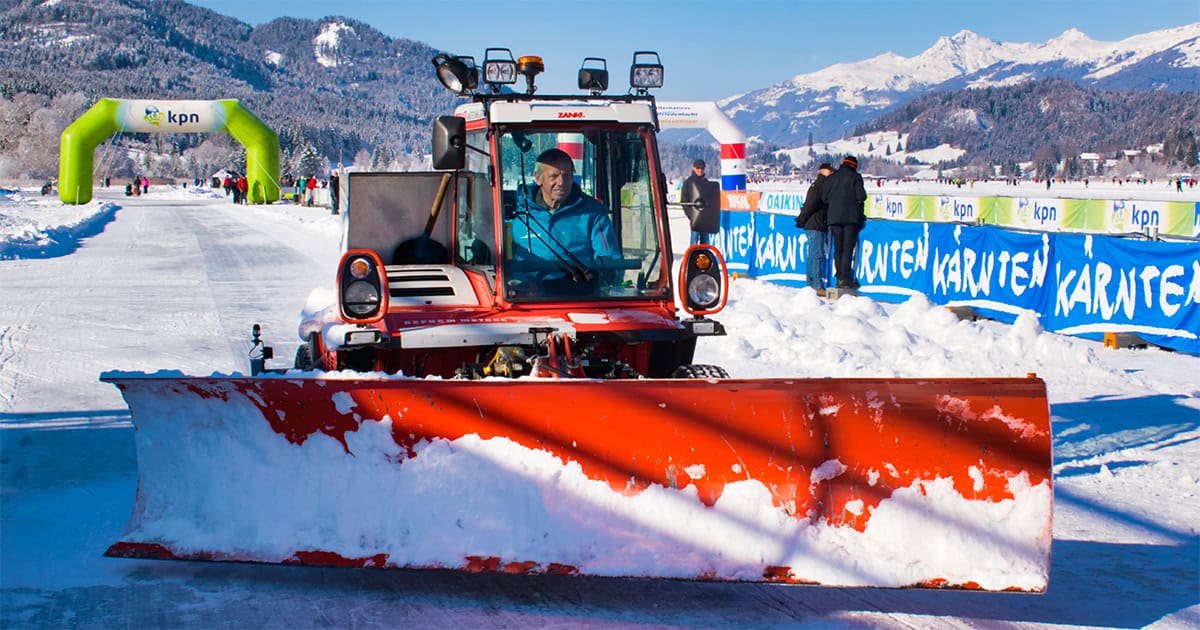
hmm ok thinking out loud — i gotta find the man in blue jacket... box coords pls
[509,148,619,296]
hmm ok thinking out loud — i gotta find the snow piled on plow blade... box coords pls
[101,372,1053,591]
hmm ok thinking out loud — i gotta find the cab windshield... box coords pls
[497,127,668,302]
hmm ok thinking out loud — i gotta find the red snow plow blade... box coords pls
[102,373,1053,591]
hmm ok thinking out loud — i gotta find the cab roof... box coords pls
[453,95,657,126]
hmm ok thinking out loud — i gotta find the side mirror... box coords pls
[431,116,466,170]
[681,178,719,212]
[680,179,721,233]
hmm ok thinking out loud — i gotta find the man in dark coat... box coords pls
[794,163,834,295]
[821,155,868,288]
[680,159,718,245]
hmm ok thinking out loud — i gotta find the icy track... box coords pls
[1,184,1198,628]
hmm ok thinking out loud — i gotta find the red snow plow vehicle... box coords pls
[102,50,1054,591]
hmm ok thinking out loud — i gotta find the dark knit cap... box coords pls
[536,148,575,171]
[693,159,706,169]
[818,163,834,172]
[842,155,858,168]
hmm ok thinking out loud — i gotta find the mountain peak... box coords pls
[932,29,996,50]
[950,29,986,43]
[1051,27,1092,42]
[720,23,1200,146]
[918,29,1003,76]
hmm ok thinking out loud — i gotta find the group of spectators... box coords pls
[222,173,250,204]
[124,176,150,197]
[794,156,867,297]
[279,174,341,210]
[680,155,871,298]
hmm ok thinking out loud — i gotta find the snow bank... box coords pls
[0,188,118,259]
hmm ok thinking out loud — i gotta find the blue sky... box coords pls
[189,0,1200,101]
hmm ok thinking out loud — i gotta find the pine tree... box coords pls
[298,143,321,178]
[370,145,395,171]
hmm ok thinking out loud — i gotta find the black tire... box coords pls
[671,364,729,379]
[294,332,319,371]
[294,344,314,371]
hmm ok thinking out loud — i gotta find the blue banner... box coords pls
[1045,233,1200,352]
[714,212,1200,354]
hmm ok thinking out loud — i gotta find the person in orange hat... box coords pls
[821,155,867,289]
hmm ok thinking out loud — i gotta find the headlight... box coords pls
[338,249,387,323]
[629,51,664,92]
[687,275,720,308]
[677,244,728,316]
[432,54,478,94]
[344,280,380,315]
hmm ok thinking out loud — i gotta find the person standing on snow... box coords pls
[794,163,834,296]
[821,155,867,289]
[680,159,719,245]
[330,173,341,214]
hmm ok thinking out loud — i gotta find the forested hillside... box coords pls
[855,79,1200,174]
[0,0,456,180]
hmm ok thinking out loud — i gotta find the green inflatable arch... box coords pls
[59,98,280,205]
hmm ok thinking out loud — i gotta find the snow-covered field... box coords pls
[1,183,1197,628]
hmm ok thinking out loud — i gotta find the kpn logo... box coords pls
[876,194,904,218]
[143,104,202,128]
[1017,197,1057,225]
[143,106,164,127]
[938,196,975,222]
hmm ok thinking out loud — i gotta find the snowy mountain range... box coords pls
[719,24,1200,145]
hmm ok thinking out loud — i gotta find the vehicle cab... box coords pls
[302,50,727,379]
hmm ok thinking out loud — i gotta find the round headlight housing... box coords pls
[687,275,720,308]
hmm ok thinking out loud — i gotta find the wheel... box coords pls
[294,332,320,371]
[294,344,314,371]
[671,364,729,379]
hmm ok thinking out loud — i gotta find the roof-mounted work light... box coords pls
[483,48,517,93]
[516,55,544,94]
[630,51,663,94]
[432,54,478,95]
[578,57,609,94]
